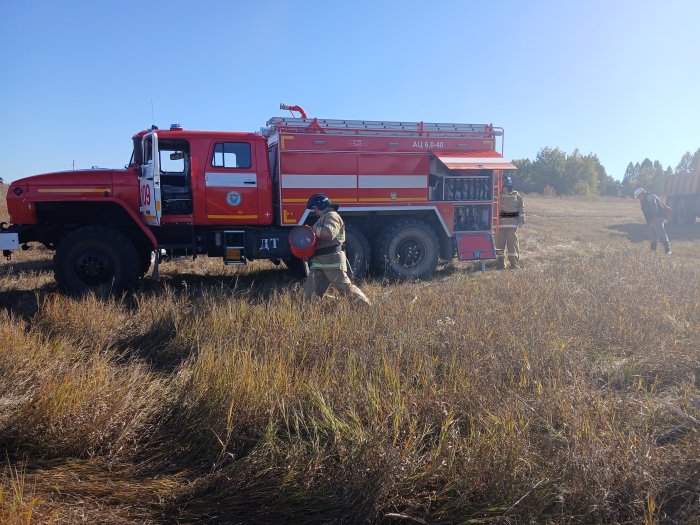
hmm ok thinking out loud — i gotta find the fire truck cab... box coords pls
[135,127,274,227]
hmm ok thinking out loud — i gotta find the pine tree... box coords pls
[675,151,693,173]
[622,162,639,195]
[689,148,700,173]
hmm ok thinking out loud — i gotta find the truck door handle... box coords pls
[243,180,256,184]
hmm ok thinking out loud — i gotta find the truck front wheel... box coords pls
[139,249,153,277]
[54,226,140,295]
[374,219,439,280]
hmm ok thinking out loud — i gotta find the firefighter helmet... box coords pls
[306,193,339,211]
[503,175,513,189]
[634,187,645,198]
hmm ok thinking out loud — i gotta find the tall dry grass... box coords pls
[0,187,698,523]
[0,461,39,525]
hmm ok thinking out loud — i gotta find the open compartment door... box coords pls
[434,151,516,171]
[456,233,497,260]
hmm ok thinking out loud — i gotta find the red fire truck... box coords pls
[0,105,516,294]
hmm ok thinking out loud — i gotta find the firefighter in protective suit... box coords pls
[496,175,525,269]
[303,194,372,305]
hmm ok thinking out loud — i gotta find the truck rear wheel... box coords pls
[54,226,140,295]
[344,223,370,279]
[374,219,439,280]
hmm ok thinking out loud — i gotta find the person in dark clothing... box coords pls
[634,187,671,254]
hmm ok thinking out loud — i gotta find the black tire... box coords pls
[676,196,696,225]
[139,249,153,277]
[373,219,439,280]
[54,226,140,295]
[344,223,370,279]
[283,256,309,278]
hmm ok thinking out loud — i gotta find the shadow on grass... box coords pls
[0,260,484,329]
[134,260,490,305]
[136,266,302,304]
[0,256,56,320]
[0,258,53,276]
[0,283,59,320]
[609,222,700,243]
[114,268,303,371]
[115,318,186,373]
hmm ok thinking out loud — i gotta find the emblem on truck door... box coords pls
[226,191,242,207]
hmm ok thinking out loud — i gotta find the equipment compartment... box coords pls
[454,204,492,232]
[443,177,492,201]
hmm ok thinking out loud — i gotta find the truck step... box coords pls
[223,230,246,265]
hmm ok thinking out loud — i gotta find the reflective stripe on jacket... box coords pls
[499,191,525,227]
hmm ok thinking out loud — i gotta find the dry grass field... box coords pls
[0,185,698,524]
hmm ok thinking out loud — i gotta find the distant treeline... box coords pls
[511,147,700,197]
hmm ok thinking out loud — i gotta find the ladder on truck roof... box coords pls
[263,117,502,138]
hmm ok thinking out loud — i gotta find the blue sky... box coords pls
[1,0,698,183]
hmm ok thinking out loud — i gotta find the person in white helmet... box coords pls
[634,187,671,254]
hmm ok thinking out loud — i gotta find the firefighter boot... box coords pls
[650,241,657,251]
[508,256,520,269]
[496,257,505,270]
[664,242,672,255]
